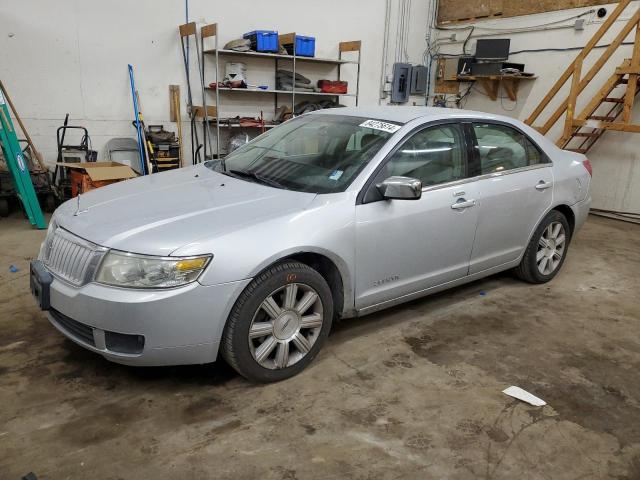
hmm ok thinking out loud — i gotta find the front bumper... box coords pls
[47,276,251,366]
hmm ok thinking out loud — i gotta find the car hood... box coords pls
[56,164,317,256]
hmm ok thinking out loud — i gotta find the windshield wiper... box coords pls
[227,169,287,189]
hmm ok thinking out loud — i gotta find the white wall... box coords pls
[432,2,640,212]
[0,0,427,165]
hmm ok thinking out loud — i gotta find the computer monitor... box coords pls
[475,39,510,61]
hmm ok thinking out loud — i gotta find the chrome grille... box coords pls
[40,227,106,286]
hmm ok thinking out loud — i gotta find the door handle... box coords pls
[535,181,553,191]
[451,199,476,210]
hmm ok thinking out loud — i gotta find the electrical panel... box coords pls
[410,65,428,95]
[391,63,412,103]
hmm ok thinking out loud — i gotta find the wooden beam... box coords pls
[559,57,583,146]
[170,86,183,168]
[191,105,217,118]
[597,122,640,132]
[502,78,520,101]
[525,0,632,127]
[479,78,498,100]
[339,41,362,52]
[623,21,640,122]
[169,85,179,122]
[278,33,296,47]
[179,22,196,37]
[201,23,217,39]
[539,7,640,134]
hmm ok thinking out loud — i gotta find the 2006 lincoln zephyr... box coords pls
[30,106,592,382]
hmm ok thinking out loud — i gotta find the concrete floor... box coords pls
[1,214,639,479]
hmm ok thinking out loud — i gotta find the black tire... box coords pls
[0,198,8,217]
[221,261,333,383]
[515,210,571,284]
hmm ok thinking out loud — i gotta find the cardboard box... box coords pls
[56,162,138,197]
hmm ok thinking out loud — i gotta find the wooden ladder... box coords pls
[525,0,640,153]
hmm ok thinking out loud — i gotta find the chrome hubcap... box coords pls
[537,221,566,275]
[248,283,323,370]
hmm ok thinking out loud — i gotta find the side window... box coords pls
[524,136,546,166]
[380,124,466,187]
[473,124,546,174]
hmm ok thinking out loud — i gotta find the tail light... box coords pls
[582,159,593,177]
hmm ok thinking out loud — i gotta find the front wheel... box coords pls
[221,261,333,383]
[515,210,571,284]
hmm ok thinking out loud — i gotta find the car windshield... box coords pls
[206,114,400,193]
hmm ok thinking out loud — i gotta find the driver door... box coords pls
[354,122,480,309]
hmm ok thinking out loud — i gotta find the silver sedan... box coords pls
[31,106,592,382]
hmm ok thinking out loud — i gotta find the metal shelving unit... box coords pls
[200,24,362,158]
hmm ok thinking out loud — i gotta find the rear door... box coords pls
[468,122,553,274]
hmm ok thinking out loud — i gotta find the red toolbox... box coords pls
[317,80,348,94]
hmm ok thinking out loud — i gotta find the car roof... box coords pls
[310,105,516,125]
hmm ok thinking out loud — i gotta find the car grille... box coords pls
[39,226,107,286]
[50,309,96,347]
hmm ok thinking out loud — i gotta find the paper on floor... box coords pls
[502,386,546,406]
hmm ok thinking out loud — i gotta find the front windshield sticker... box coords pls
[329,170,344,181]
[359,119,401,133]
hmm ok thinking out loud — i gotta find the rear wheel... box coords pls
[515,210,571,284]
[221,261,333,382]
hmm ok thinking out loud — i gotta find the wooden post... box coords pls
[559,57,583,146]
[169,85,183,167]
[623,22,640,123]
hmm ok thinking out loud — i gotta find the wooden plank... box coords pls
[573,132,600,137]
[525,0,631,127]
[559,57,584,146]
[479,78,499,100]
[191,105,217,118]
[339,41,362,52]
[597,122,640,132]
[169,85,179,122]
[502,78,520,101]
[201,23,217,39]
[538,8,640,134]
[171,87,183,168]
[615,66,640,74]
[438,0,625,25]
[179,22,196,37]
[437,0,503,24]
[278,33,296,47]
[435,58,460,94]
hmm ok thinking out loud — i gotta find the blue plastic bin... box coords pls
[283,35,316,57]
[243,30,279,53]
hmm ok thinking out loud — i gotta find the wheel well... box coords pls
[552,205,575,237]
[284,252,345,320]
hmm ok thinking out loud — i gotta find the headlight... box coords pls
[95,250,212,288]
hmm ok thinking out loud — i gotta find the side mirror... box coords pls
[376,176,422,200]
